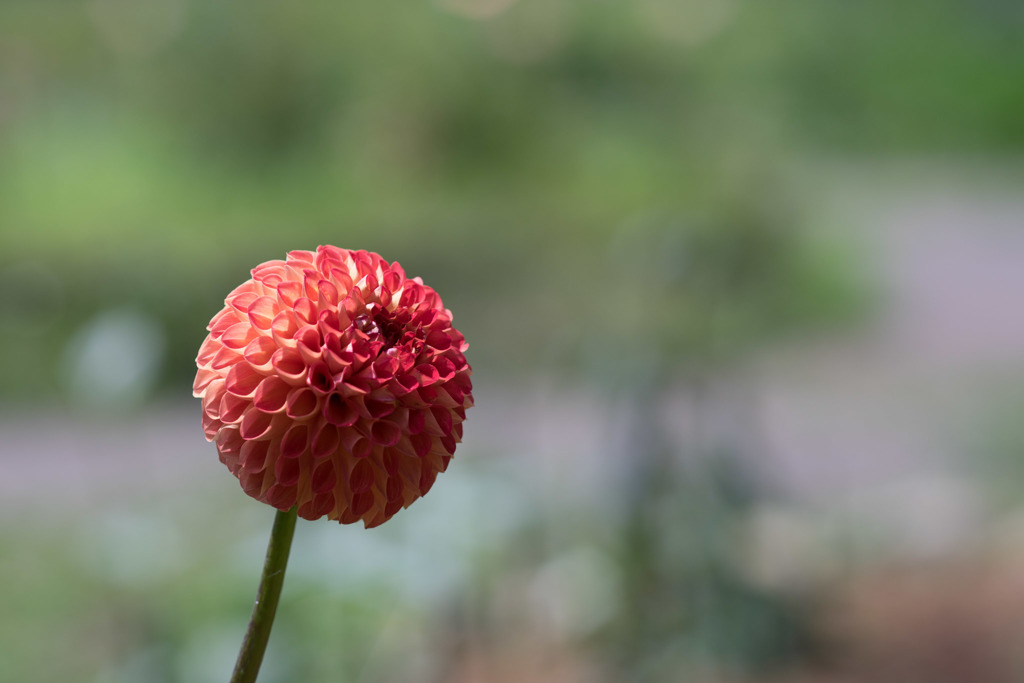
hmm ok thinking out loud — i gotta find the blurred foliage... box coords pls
[596,195,869,374]
[1,0,1021,400]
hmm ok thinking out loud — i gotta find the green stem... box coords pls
[230,506,298,683]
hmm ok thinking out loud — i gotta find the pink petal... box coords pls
[362,397,395,420]
[349,459,375,494]
[280,424,309,459]
[225,363,263,398]
[243,336,277,368]
[240,439,271,473]
[410,433,432,458]
[371,420,402,447]
[196,336,221,365]
[218,392,248,424]
[276,280,302,308]
[318,279,339,307]
[386,474,404,502]
[299,493,335,520]
[247,296,277,330]
[311,460,337,494]
[239,408,274,440]
[287,249,315,265]
[293,297,317,326]
[274,456,302,487]
[265,482,298,509]
[285,387,320,420]
[425,329,452,351]
[253,375,291,413]
[210,345,239,370]
[431,406,453,436]
[418,465,437,496]
[193,367,220,395]
[271,311,299,348]
[351,491,374,517]
[221,322,257,350]
[322,394,358,427]
[407,409,427,435]
[311,422,341,458]
[271,347,307,385]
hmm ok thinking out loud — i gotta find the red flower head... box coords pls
[194,246,473,528]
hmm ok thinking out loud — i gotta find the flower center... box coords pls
[375,313,404,351]
[354,306,404,353]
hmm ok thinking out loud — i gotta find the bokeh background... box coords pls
[2,1,1024,681]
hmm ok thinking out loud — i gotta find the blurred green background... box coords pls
[2,0,1024,681]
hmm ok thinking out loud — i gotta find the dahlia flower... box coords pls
[194,246,473,528]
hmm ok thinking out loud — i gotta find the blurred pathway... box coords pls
[751,188,1024,557]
